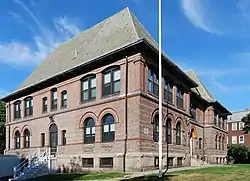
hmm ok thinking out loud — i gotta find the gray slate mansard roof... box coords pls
[4,7,197,101]
[17,7,158,91]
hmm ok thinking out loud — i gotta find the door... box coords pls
[49,124,58,155]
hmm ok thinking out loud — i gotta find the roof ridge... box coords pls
[127,8,140,39]
[193,71,215,101]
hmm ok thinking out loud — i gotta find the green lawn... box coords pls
[122,164,250,181]
[10,165,250,181]
[29,172,126,181]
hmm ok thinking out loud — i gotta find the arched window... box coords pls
[24,129,30,148]
[199,138,202,149]
[102,114,115,142]
[84,118,95,144]
[215,135,218,149]
[176,122,181,145]
[61,90,67,108]
[49,124,58,154]
[15,131,20,149]
[166,118,172,144]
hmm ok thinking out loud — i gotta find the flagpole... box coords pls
[158,0,163,178]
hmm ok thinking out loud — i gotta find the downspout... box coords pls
[8,102,11,150]
[202,104,207,164]
[123,56,129,173]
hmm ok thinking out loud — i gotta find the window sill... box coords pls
[164,100,174,105]
[100,166,113,168]
[13,118,21,121]
[24,115,33,118]
[83,142,95,145]
[80,98,96,104]
[177,106,185,111]
[101,141,114,143]
[42,111,48,114]
[61,106,67,109]
[102,92,120,99]
[82,165,94,168]
[148,92,159,99]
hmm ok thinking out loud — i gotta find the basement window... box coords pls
[82,158,94,168]
[100,158,113,168]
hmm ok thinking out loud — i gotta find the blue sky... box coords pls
[0,0,249,111]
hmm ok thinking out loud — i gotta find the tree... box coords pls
[0,101,5,153]
[241,113,250,134]
[227,144,250,164]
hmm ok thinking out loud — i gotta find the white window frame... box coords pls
[226,136,228,144]
[239,135,244,144]
[232,123,237,131]
[239,122,244,130]
[227,124,228,131]
[232,136,237,144]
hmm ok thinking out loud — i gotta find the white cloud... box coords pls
[0,0,81,67]
[54,17,80,35]
[181,0,222,35]
[0,89,9,99]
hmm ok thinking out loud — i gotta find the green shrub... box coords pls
[227,144,250,164]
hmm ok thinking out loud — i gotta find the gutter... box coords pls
[1,38,145,102]
[8,102,11,150]
[2,37,198,102]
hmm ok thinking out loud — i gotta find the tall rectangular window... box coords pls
[164,78,173,103]
[24,97,33,117]
[62,130,66,145]
[239,135,244,144]
[239,122,244,130]
[148,68,159,96]
[81,76,96,102]
[51,88,57,111]
[176,86,184,109]
[102,68,120,96]
[41,133,45,147]
[14,101,21,119]
[214,114,217,126]
[232,123,237,131]
[232,136,237,144]
[190,103,196,121]
[61,91,67,108]
[42,97,48,113]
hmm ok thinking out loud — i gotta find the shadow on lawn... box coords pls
[120,174,175,181]
[29,173,88,181]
